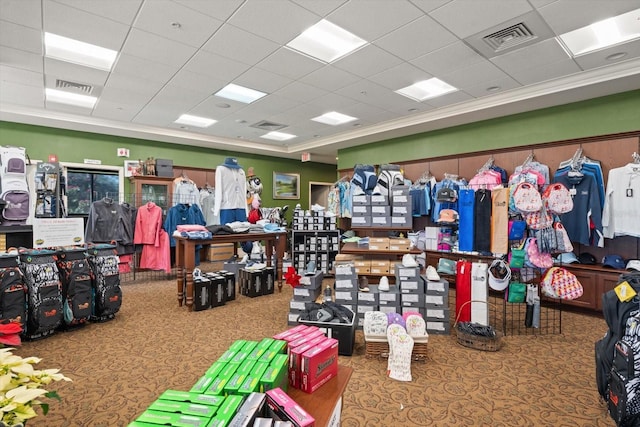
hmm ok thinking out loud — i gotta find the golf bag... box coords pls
[19,249,63,340]
[87,244,122,322]
[0,146,30,225]
[0,253,27,331]
[55,247,93,328]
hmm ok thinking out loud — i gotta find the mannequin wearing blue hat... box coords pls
[214,157,249,225]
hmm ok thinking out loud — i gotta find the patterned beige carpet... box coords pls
[18,273,613,427]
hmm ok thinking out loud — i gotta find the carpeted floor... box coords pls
[18,271,614,427]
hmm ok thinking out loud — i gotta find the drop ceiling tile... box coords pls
[0,80,44,107]
[228,1,319,44]
[150,84,210,111]
[183,50,250,82]
[44,58,110,87]
[461,75,521,98]
[441,60,511,89]
[0,20,43,55]
[0,64,42,87]
[92,99,141,122]
[428,0,533,39]
[368,62,433,91]
[112,54,179,83]
[168,69,227,94]
[411,41,485,76]
[133,106,181,127]
[338,102,400,124]
[491,38,570,74]
[190,96,246,118]
[234,67,291,94]
[43,1,130,51]
[573,40,640,71]
[242,94,300,119]
[291,0,347,16]
[327,0,423,41]
[409,0,454,14]
[527,0,557,8]
[134,0,223,48]
[299,65,360,91]
[306,92,360,112]
[506,57,581,86]
[98,85,154,106]
[49,0,142,25]
[256,47,324,80]
[44,101,92,116]
[385,102,435,116]
[0,0,42,29]
[267,103,323,124]
[275,81,329,103]
[374,15,458,61]
[0,46,42,73]
[174,0,245,21]
[337,79,419,111]
[537,0,640,34]
[201,24,279,65]
[106,70,168,95]
[120,28,197,68]
[423,89,474,108]
[333,44,403,78]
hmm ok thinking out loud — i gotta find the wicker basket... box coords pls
[454,300,503,352]
[365,340,428,361]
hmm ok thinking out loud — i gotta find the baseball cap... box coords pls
[602,254,626,270]
[555,252,580,265]
[627,260,640,271]
[488,259,511,291]
[436,188,457,202]
[578,252,597,265]
[437,209,459,223]
[436,258,456,275]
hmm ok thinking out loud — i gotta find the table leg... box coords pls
[275,234,286,292]
[184,241,196,311]
[175,238,184,307]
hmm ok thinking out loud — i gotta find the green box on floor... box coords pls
[237,374,261,396]
[236,359,255,376]
[223,371,247,395]
[205,361,227,378]
[242,340,258,353]
[250,361,269,378]
[159,390,225,408]
[218,363,238,379]
[136,409,210,427]
[229,349,250,365]
[217,348,237,364]
[190,374,216,394]
[149,399,217,418]
[208,395,245,427]
[258,340,287,364]
[247,338,275,360]
[260,362,287,393]
[270,353,288,371]
[128,422,160,427]
[203,376,228,396]
[229,340,247,351]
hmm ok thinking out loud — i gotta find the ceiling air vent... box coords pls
[483,23,536,53]
[55,79,93,94]
[250,120,287,131]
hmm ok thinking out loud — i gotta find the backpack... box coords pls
[608,311,640,426]
[376,164,404,199]
[87,244,122,322]
[55,248,93,327]
[0,146,30,225]
[0,254,27,331]
[19,249,64,340]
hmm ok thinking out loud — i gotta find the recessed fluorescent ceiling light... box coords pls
[174,114,217,128]
[45,88,97,108]
[312,111,358,126]
[395,78,458,102]
[286,19,367,63]
[214,83,266,104]
[557,8,640,56]
[44,32,117,71]
[260,131,297,141]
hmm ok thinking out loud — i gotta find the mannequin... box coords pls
[214,157,248,225]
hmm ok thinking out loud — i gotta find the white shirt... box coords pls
[603,163,640,238]
[213,166,248,216]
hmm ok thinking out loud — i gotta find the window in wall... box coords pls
[66,169,119,215]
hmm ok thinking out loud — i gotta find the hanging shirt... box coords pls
[213,166,248,216]
[134,202,163,245]
[554,172,604,247]
[603,163,640,238]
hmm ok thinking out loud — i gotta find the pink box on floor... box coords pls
[289,335,328,389]
[287,329,326,354]
[266,387,315,427]
[273,325,309,341]
[300,338,339,394]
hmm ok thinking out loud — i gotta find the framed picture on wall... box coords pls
[273,172,300,199]
[124,160,141,177]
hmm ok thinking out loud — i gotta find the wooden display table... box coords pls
[174,231,287,310]
[287,365,353,427]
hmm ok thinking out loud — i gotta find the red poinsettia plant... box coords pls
[0,322,21,347]
[284,266,301,288]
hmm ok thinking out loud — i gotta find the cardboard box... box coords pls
[426,320,451,335]
[388,238,410,251]
[135,410,210,427]
[300,338,339,393]
[399,278,423,293]
[218,270,236,301]
[392,205,410,215]
[371,205,391,217]
[396,265,420,280]
[351,215,372,227]
[352,205,370,215]
[391,214,412,227]
[400,293,425,307]
[209,395,245,427]
[273,325,309,340]
[358,288,379,304]
[352,194,370,206]
[371,215,391,227]
[206,243,235,263]
[334,290,358,303]
[298,271,323,289]
[425,294,447,307]
[292,286,322,301]
[155,159,173,177]
[158,390,225,408]
[370,194,389,206]
[334,277,357,290]
[260,360,288,392]
[368,237,389,250]
[391,185,410,197]
[334,263,356,276]
[265,387,315,427]
[288,335,327,389]
[204,273,226,308]
[148,399,218,419]
[262,267,276,295]
[424,278,449,294]
[228,392,266,427]
[425,307,450,321]
[193,277,211,311]
[370,260,389,275]
[353,259,371,275]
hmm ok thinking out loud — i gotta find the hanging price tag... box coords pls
[615,281,637,302]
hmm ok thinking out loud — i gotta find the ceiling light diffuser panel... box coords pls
[311,111,358,126]
[44,33,117,71]
[286,19,367,63]
[174,114,217,128]
[45,88,97,108]
[260,131,297,141]
[214,83,267,104]
[395,78,458,102]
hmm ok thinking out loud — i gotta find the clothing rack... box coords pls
[477,156,494,173]
[632,152,640,164]
[334,175,350,186]
[417,170,432,184]
[520,152,534,168]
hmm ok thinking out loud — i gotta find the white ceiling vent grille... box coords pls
[464,11,555,58]
[483,23,536,53]
[55,79,93,94]
[250,120,287,131]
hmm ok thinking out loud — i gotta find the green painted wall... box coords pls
[0,121,337,210]
[338,89,640,169]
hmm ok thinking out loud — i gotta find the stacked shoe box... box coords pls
[370,192,390,228]
[377,278,401,315]
[191,272,228,311]
[291,207,339,274]
[424,277,450,335]
[286,271,324,325]
[396,263,424,317]
[291,208,338,232]
[239,267,277,298]
[351,193,371,227]
[356,285,379,330]
[333,262,358,315]
[390,186,413,229]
